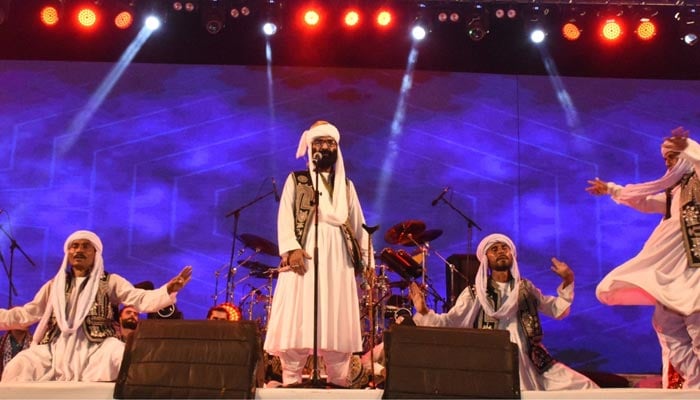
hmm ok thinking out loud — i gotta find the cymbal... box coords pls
[237,259,275,271]
[237,233,279,256]
[385,219,426,245]
[400,229,443,246]
[388,281,410,290]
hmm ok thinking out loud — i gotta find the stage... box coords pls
[1,381,700,399]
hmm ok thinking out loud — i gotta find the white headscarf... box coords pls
[475,233,521,319]
[33,230,105,345]
[612,140,692,202]
[295,122,349,226]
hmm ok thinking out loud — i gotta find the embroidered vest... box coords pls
[291,171,364,274]
[473,278,555,374]
[678,171,700,268]
[40,271,116,345]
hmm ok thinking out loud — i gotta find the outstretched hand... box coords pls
[550,257,574,288]
[166,265,193,294]
[585,178,609,196]
[408,282,428,315]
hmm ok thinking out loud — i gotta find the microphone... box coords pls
[271,178,280,202]
[431,187,450,206]
[312,152,323,163]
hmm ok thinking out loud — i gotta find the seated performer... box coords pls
[115,305,139,342]
[0,328,32,380]
[408,233,598,391]
[0,230,192,382]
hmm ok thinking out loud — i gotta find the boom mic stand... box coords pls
[0,225,35,307]
[434,196,481,309]
[361,223,379,389]
[224,187,276,304]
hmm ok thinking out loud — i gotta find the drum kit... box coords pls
[210,218,446,348]
[212,233,279,331]
[359,219,447,353]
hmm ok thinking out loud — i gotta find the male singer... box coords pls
[264,121,372,387]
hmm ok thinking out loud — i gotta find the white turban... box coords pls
[612,138,693,203]
[474,233,521,319]
[294,122,348,226]
[33,230,106,345]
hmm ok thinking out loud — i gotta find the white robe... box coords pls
[414,280,598,391]
[264,172,369,355]
[0,274,175,381]
[596,139,700,388]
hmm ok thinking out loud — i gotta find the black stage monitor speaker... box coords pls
[114,319,261,399]
[445,254,479,310]
[383,325,520,399]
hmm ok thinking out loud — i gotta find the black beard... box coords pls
[121,319,138,330]
[491,259,512,272]
[316,150,337,169]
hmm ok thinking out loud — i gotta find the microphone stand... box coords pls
[224,189,276,304]
[435,196,481,309]
[361,223,379,389]
[309,159,323,387]
[0,226,35,308]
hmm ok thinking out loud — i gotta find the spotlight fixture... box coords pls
[561,6,588,42]
[109,0,136,30]
[262,21,277,36]
[601,18,623,41]
[75,4,100,29]
[598,7,626,43]
[465,6,489,42]
[523,5,551,44]
[342,9,360,28]
[230,1,251,19]
[375,8,393,29]
[676,7,698,46]
[302,7,321,27]
[173,0,197,12]
[634,7,659,41]
[436,9,460,24]
[411,24,427,41]
[39,0,65,27]
[201,0,226,34]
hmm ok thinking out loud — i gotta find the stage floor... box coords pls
[1,382,700,399]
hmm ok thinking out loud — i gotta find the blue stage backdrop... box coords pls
[1,59,699,375]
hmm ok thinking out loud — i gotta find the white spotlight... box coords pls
[530,28,546,44]
[262,22,277,36]
[411,25,427,41]
[145,15,161,31]
[684,32,698,45]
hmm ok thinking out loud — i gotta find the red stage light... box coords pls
[303,9,320,27]
[601,19,623,41]
[375,9,393,28]
[39,6,61,27]
[562,22,582,41]
[343,10,360,28]
[75,6,98,29]
[114,10,133,30]
[635,19,656,41]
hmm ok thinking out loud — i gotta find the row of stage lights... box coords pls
[171,1,699,46]
[23,1,700,47]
